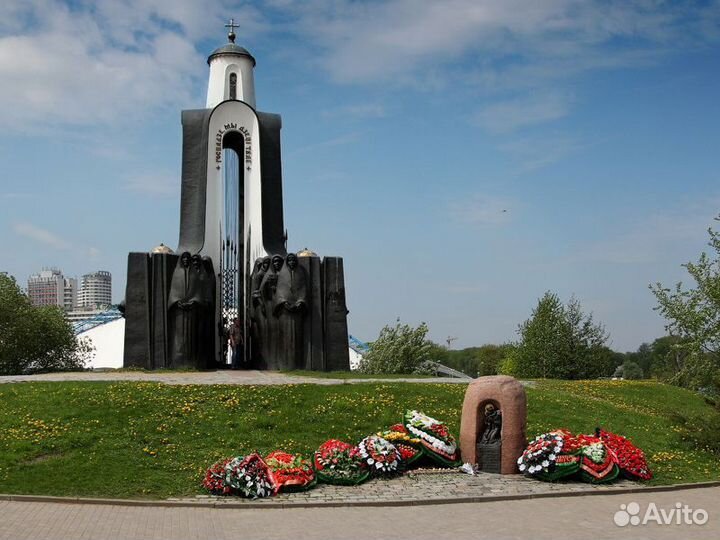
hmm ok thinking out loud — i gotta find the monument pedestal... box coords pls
[477,442,501,474]
[460,375,527,474]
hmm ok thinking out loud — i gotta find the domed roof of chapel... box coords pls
[207,42,256,66]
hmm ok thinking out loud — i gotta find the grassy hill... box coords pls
[0,379,717,498]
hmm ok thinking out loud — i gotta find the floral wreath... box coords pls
[597,429,652,481]
[358,435,401,475]
[265,450,316,492]
[403,410,460,466]
[313,439,370,486]
[377,424,424,467]
[224,453,277,498]
[202,458,232,495]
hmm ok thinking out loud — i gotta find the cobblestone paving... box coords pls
[0,370,471,386]
[171,469,638,507]
[3,487,719,540]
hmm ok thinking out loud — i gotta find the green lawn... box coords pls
[0,379,717,499]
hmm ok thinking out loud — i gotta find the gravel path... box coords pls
[0,370,471,386]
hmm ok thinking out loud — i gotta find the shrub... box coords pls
[358,321,433,375]
[0,273,91,375]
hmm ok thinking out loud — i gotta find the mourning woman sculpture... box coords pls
[258,255,284,364]
[272,253,308,370]
[480,403,502,445]
[249,257,270,366]
[167,252,194,368]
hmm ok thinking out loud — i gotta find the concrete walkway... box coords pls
[1,486,717,540]
[0,370,470,386]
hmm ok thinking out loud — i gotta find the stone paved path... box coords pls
[171,469,638,507]
[0,370,471,386]
[1,485,717,540]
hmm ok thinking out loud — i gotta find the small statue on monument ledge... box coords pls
[480,403,502,445]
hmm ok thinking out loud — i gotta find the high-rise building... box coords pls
[77,271,112,309]
[27,269,64,307]
[27,269,78,311]
[63,277,78,311]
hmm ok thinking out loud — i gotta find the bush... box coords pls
[615,361,644,380]
[498,348,520,376]
[442,344,514,377]
[358,321,433,375]
[0,273,91,375]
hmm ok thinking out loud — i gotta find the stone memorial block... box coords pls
[460,375,527,474]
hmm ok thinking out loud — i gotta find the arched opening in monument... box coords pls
[220,130,245,367]
[476,399,502,473]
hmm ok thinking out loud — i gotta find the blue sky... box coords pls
[1,0,719,351]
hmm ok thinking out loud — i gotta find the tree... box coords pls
[623,342,653,379]
[358,321,433,374]
[513,291,611,379]
[650,216,720,390]
[614,361,644,380]
[648,335,690,380]
[0,273,91,375]
[442,344,515,377]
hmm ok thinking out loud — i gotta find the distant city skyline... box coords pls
[26,267,112,312]
[1,1,719,351]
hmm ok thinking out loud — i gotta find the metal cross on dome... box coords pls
[225,18,239,43]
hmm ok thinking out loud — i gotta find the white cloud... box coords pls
[566,204,720,266]
[279,0,718,84]
[0,192,31,200]
[13,221,106,259]
[447,194,513,226]
[1,0,717,133]
[124,172,179,197]
[13,221,71,250]
[0,0,262,130]
[321,103,386,120]
[287,131,362,156]
[473,91,572,133]
[271,0,719,131]
[498,134,583,173]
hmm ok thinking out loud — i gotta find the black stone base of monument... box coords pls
[123,251,216,370]
[246,253,350,372]
[477,442,502,474]
[323,257,350,371]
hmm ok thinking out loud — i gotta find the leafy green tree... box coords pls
[650,216,720,390]
[614,361,644,380]
[0,273,91,375]
[358,321,433,374]
[648,335,690,380]
[623,343,653,379]
[514,291,611,379]
[442,344,514,377]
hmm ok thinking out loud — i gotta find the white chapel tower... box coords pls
[206,20,256,108]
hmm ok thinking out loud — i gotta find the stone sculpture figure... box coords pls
[184,254,213,367]
[272,253,308,369]
[249,256,269,367]
[257,255,284,364]
[480,403,502,445]
[167,252,193,368]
